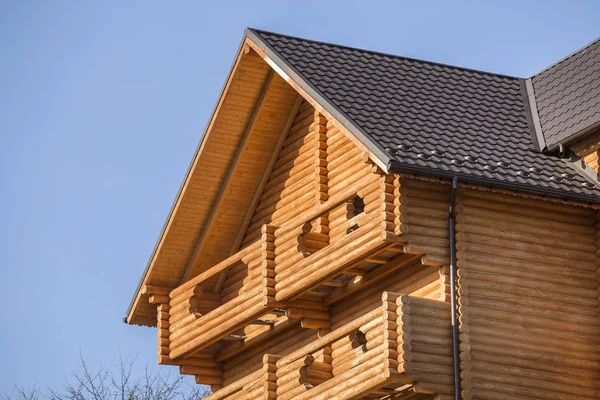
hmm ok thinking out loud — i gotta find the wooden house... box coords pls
[125,30,600,399]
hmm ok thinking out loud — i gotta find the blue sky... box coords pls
[0,0,598,394]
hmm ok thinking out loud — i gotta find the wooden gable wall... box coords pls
[132,32,600,399]
[129,49,299,326]
[240,100,322,245]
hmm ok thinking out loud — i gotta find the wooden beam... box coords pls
[127,43,258,324]
[323,253,420,306]
[180,70,275,284]
[246,37,389,173]
[210,94,305,293]
[141,285,171,296]
[216,317,297,362]
[229,94,304,256]
[148,294,170,304]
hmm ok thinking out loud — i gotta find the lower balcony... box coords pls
[191,292,454,399]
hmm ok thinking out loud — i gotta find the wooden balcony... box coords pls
[273,293,454,399]
[147,179,458,393]
[163,224,274,360]
[160,183,404,360]
[202,354,279,400]
[192,293,454,399]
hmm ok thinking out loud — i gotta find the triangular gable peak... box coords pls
[126,35,382,326]
[216,98,378,299]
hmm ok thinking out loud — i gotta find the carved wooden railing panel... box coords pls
[168,225,275,359]
[163,181,398,358]
[154,176,447,392]
[157,288,452,399]
[257,292,454,400]
[274,292,399,400]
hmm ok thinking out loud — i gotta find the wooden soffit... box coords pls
[126,32,387,326]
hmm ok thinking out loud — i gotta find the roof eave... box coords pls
[546,120,600,152]
[125,32,252,325]
[388,160,600,205]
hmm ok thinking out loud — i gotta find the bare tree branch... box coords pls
[1,353,209,400]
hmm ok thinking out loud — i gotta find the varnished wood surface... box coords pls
[128,34,600,400]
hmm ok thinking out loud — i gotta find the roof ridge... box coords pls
[532,36,600,78]
[248,27,522,81]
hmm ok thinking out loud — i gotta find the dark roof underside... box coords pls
[250,29,600,201]
[532,38,600,148]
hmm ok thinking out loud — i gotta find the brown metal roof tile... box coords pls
[250,29,600,201]
[532,38,600,148]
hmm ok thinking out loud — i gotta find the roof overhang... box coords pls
[127,30,600,326]
[126,30,389,326]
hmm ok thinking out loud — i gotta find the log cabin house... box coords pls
[125,29,600,399]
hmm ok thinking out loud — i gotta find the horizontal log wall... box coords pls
[241,100,319,246]
[397,295,454,396]
[221,101,324,302]
[395,176,451,269]
[326,121,378,245]
[456,187,600,400]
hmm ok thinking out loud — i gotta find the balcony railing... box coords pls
[147,180,470,394]
[163,183,400,361]
[194,293,453,399]
[203,354,279,400]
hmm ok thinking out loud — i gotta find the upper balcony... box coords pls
[162,179,405,359]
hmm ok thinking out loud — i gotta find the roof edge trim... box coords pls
[248,28,522,80]
[388,160,600,204]
[125,33,251,324]
[548,121,600,152]
[532,37,600,78]
[522,78,546,152]
[245,28,391,173]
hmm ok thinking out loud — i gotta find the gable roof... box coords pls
[248,29,600,202]
[127,29,600,326]
[531,38,600,149]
